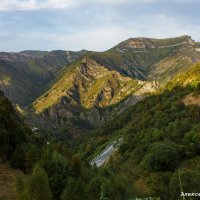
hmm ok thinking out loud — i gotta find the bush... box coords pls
[41,151,70,198]
[61,178,86,200]
[17,164,53,200]
[144,142,180,172]
[169,169,200,199]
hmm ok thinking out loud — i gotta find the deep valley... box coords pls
[1,35,200,200]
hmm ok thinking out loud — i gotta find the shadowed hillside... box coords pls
[0,50,87,107]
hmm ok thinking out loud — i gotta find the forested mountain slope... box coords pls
[0,89,131,200]
[1,37,200,200]
[0,90,28,161]
[76,62,200,199]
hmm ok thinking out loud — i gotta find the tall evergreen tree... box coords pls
[18,164,53,200]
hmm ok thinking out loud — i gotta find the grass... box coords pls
[152,35,192,47]
[0,163,21,200]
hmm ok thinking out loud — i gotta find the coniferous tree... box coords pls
[18,164,53,200]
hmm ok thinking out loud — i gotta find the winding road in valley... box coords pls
[90,138,123,167]
[90,144,116,167]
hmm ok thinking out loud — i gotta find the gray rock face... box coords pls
[86,108,103,125]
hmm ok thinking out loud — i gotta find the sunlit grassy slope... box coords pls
[33,56,144,113]
[32,36,200,114]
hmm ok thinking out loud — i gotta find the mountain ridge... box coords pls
[75,62,200,199]
[0,50,87,107]
[0,35,200,136]
[1,36,200,200]
[24,35,200,132]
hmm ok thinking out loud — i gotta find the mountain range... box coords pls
[1,35,200,200]
[1,35,199,135]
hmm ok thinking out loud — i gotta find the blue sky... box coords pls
[0,0,199,52]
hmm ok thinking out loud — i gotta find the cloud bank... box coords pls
[0,0,199,51]
[0,0,83,11]
[0,0,197,11]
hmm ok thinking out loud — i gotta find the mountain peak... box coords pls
[113,35,195,52]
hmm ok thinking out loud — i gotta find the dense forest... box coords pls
[0,89,132,200]
[75,63,200,200]
[1,60,200,200]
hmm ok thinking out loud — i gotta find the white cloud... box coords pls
[96,0,199,4]
[0,0,199,51]
[95,0,156,5]
[0,0,83,11]
[34,15,200,50]
[1,13,199,52]
[170,0,198,2]
[0,0,38,11]
[0,0,196,11]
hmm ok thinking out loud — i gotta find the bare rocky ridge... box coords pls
[113,35,195,52]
